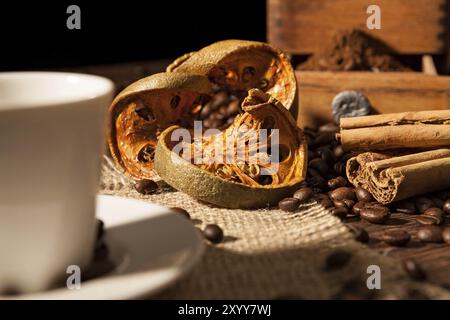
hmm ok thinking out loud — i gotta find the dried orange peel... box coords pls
[108,72,212,179]
[168,39,297,113]
[154,89,307,209]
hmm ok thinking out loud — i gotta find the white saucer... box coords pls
[14,195,204,299]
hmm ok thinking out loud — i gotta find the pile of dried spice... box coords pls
[297,29,410,72]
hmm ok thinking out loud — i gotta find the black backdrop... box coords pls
[0,1,266,70]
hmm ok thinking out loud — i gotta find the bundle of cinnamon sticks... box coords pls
[339,110,450,204]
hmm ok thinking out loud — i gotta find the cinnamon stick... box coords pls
[340,110,450,151]
[346,149,450,204]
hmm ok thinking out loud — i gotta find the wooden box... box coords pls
[267,0,450,128]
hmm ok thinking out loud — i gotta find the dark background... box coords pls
[0,1,266,70]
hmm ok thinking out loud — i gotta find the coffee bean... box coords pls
[352,202,365,216]
[317,147,335,165]
[381,229,410,246]
[332,278,375,300]
[170,207,191,219]
[134,179,159,195]
[436,190,450,201]
[403,259,426,281]
[278,197,300,212]
[333,145,345,159]
[331,207,348,219]
[415,197,434,213]
[360,206,390,224]
[431,197,444,208]
[393,200,416,214]
[309,158,329,176]
[334,199,354,210]
[443,199,450,215]
[330,187,355,201]
[347,225,369,243]
[324,250,352,271]
[307,175,326,190]
[355,187,374,202]
[423,207,444,225]
[416,215,441,226]
[312,133,333,148]
[308,150,319,160]
[327,176,347,190]
[442,228,450,244]
[319,197,333,209]
[293,187,313,202]
[417,226,443,243]
[318,122,339,133]
[203,224,224,244]
[333,162,345,176]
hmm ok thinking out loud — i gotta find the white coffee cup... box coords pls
[0,72,114,293]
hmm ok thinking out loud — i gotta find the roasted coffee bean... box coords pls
[393,200,416,214]
[330,207,348,219]
[365,202,387,209]
[324,250,352,271]
[416,215,441,226]
[352,202,365,216]
[317,147,335,165]
[307,175,326,190]
[332,278,375,300]
[381,229,410,246]
[331,90,371,124]
[347,225,369,243]
[170,207,191,219]
[417,226,443,243]
[333,145,345,159]
[134,179,159,195]
[327,176,347,190]
[307,167,322,178]
[442,228,450,244]
[303,127,317,138]
[436,190,450,201]
[203,224,224,244]
[312,133,334,148]
[415,197,435,213]
[355,187,374,202]
[333,199,354,210]
[360,206,390,224]
[308,158,329,176]
[318,122,339,133]
[308,150,319,160]
[402,259,426,281]
[443,199,450,215]
[319,198,334,209]
[431,197,444,208]
[423,207,445,225]
[333,163,345,177]
[330,187,356,201]
[293,187,313,202]
[278,198,300,212]
[96,219,105,241]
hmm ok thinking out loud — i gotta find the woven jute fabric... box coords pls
[100,156,450,299]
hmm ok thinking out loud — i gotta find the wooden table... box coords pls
[346,213,450,289]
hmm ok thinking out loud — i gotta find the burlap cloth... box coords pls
[99,156,450,299]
